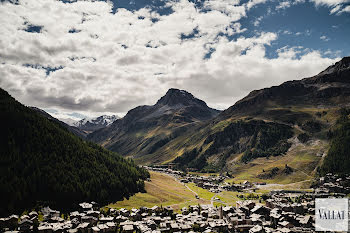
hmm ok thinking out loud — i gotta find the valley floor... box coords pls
[108,171,210,212]
[108,170,314,212]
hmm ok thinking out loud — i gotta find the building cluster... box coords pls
[145,167,263,193]
[0,195,317,233]
[1,174,349,233]
[312,173,350,195]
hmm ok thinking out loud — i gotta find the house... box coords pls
[299,215,312,228]
[99,217,113,223]
[86,210,100,218]
[119,209,129,217]
[37,225,53,233]
[91,226,100,233]
[242,181,252,187]
[249,225,263,233]
[79,203,93,212]
[251,205,270,217]
[105,222,116,232]
[122,224,134,233]
[90,202,99,210]
[170,223,179,231]
[76,223,89,233]
[18,219,33,232]
[4,215,19,230]
[151,206,161,213]
[279,221,294,228]
[81,216,97,225]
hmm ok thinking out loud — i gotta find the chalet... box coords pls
[181,207,189,215]
[151,206,161,213]
[79,203,93,213]
[41,207,59,218]
[37,225,53,233]
[76,223,89,233]
[119,209,129,217]
[86,210,100,218]
[90,202,99,210]
[279,220,294,228]
[122,224,133,233]
[299,215,312,228]
[242,180,252,188]
[170,223,179,231]
[81,216,97,225]
[99,217,113,223]
[251,205,270,217]
[70,219,79,228]
[249,225,263,233]
[18,219,33,232]
[28,212,38,221]
[47,216,64,223]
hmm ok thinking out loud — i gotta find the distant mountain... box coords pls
[0,88,148,215]
[74,115,119,133]
[59,117,78,126]
[88,88,221,161]
[132,57,350,181]
[30,107,88,138]
[219,56,350,120]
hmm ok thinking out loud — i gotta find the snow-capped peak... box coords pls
[74,115,118,131]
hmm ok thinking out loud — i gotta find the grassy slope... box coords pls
[108,172,210,211]
[109,172,260,210]
[226,139,327,184]
[137,107,340,185]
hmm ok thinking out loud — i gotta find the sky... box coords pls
[0,0,349,122]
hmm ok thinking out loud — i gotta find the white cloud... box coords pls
[0,0,340,117]
[310,0,350,14]
[246,0,268,10]
[253,16,263,26]
[339,5,350,13]
[320,35,330,41]
[276,1,291,10]
[275,0,305,11]
[330,4,342,13]
[311,0,349,6]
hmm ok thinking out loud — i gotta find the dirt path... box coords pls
[210,193,218,206]
[185,184,198,196]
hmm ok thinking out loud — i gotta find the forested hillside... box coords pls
[0,88,149,216]
[320,109,350,175]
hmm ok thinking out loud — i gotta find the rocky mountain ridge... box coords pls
[88,88,221,158]
[74,115,119,133]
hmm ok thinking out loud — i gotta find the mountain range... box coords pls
[89,57,350,181]
[1,57,349,215]
[73,115,119,133]
[88,88,221,160]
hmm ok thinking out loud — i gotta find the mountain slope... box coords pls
[88,88,220,161]
[30,107,88,138]
[74,115,118,133]
[320,108,350,175]
[0,88,149,216]
[148,57,350,179]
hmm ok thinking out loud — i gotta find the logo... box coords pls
[315,198,348,232]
